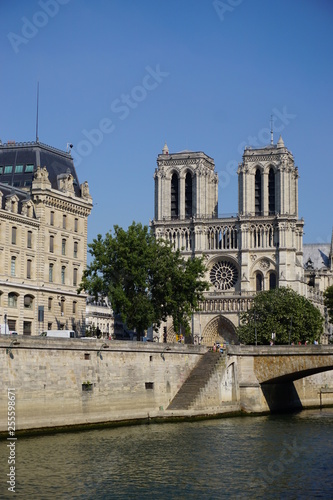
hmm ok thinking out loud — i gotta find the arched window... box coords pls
[255,169,262,215]
[61,297,65,315]
[73,301,77,314]
[171,173,179,219]
[48,297,53,311]
[256,272,263,292]
[269,272,277,290]
[268,168,276,215]
[24,294,34,309]
[8,292,18,308]
[11,256,16,277]
[185,172,193,218]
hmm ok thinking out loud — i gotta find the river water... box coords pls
[1,409,333,499]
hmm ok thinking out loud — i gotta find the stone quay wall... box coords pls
[1,336,206,433]
[1,337,333,434]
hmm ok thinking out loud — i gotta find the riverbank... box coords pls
[2,335,333,436]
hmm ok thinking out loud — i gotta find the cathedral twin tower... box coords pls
[151,137,304,344]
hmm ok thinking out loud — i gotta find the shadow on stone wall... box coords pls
[261,382,303,412]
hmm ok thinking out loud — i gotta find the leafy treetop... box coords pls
[78,222,209,337]
[237,287,323,345]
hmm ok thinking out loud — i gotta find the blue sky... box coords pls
[1,0,332,245]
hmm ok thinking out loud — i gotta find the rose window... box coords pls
[210,261,238,290]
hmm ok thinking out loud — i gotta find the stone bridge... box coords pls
[226,345,333,412]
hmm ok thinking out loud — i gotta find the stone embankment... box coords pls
[1,336,333,435]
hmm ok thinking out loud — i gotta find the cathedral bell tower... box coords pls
[237,136,304,294]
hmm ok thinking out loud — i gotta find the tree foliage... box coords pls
[79,222,209,337]
[324,285,333,325]
[237,287,323,345]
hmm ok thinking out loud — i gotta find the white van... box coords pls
[41,330,76,339]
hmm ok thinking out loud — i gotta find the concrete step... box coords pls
[167,351,222,410]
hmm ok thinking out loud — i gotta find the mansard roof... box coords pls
[303,243,330,270]
[0,141,80,196]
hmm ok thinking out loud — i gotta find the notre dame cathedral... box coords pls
[151,137,333,345]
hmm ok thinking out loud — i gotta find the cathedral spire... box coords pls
[162,142,169,155]
[277,135,285,148]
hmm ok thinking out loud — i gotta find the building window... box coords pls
[49,263,54,283]
[23,321,32,335]
[49,235,54,253]
[62,239,66,256]
[48,297,53,311]
[27,231,32,248]
[185,172,193,218]
[63,215,66,229]
[73,301,77,314]
[255,169,262,216]
[27,259,32,279]
[8,292,18,308]
[269,272,277,290]
[48,322,52,330]
[74,218,78,232]
[24,295,33,309]
[11,256,16,277]
[61,266,66,285]
[25,164,34,173]
[4,165,13,174]
[73,241,78,258]
[12,227,16,245]
[73,268,78,286]
[171,173,179,219]
[256,272,263,292]
[61,298,65,315]
[268,168,276,215]
[50,211,54,226]
[0,166,3,174]
[15,165,24,173]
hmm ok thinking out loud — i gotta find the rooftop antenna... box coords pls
[270,114,274,145]
[36,81,39,143]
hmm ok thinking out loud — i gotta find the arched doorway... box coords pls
[202,315,239,346]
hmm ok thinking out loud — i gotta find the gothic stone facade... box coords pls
[151,139,333,345]
[0,141,92,335]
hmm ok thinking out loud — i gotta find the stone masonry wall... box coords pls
[1,336,205,432]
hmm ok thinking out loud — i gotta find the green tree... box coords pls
[324,285,333,325]
[237,287,323,345]
[79,222,208,339]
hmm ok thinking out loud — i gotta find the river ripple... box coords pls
[1,409,333,499]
